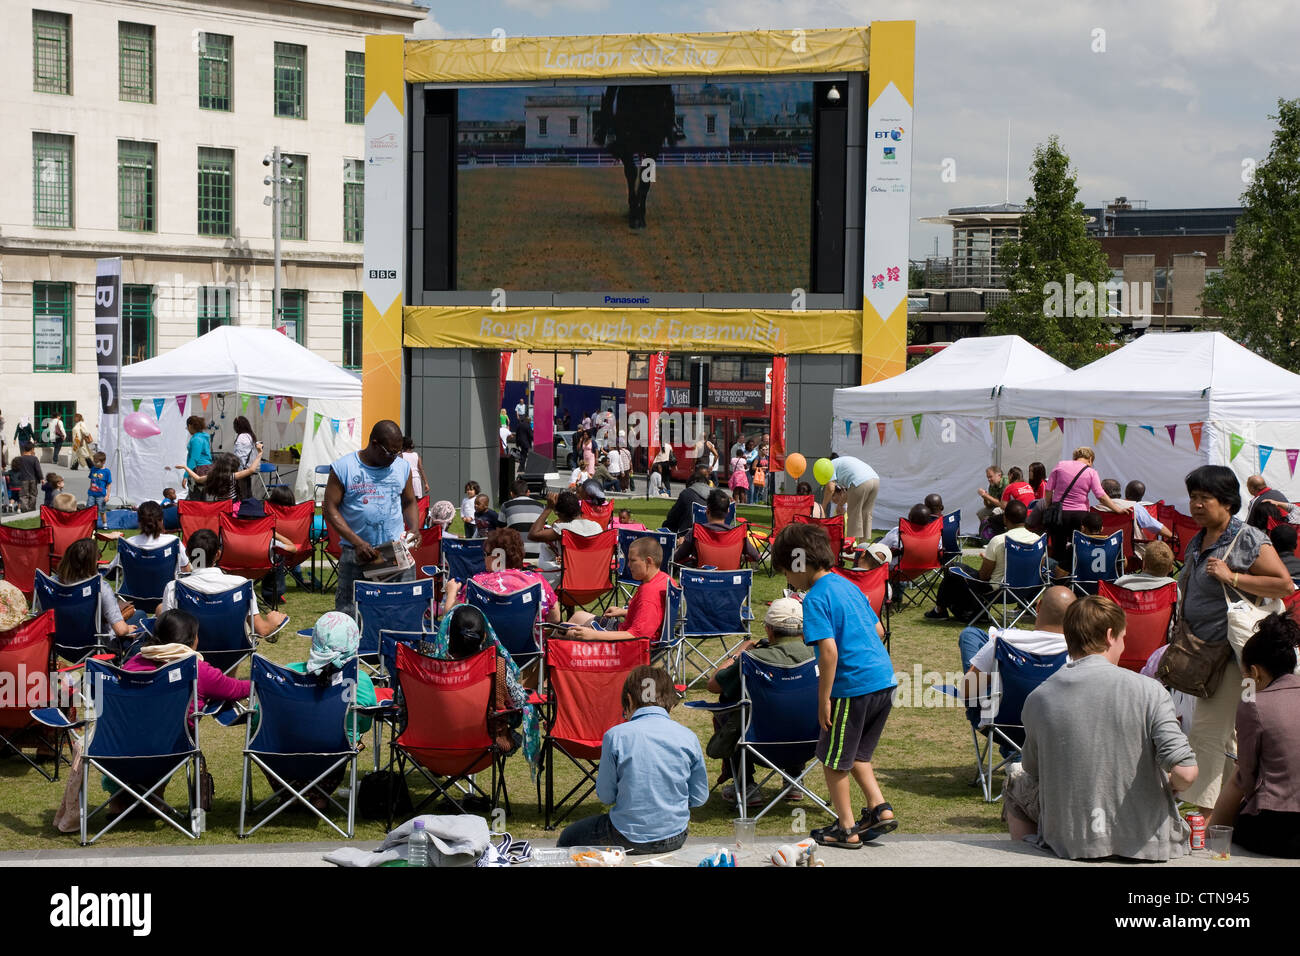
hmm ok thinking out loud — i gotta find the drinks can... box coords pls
[1186,812,1206,850]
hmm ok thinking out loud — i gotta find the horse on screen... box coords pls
[593,85,682,229]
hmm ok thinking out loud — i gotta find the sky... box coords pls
[412,0,1300,259]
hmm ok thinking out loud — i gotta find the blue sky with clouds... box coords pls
[413,0,1300,258]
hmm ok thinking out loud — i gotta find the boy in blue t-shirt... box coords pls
[773,522,897,849]
[87,452,113,528]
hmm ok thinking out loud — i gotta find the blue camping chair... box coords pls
[692,500,737,526]
[173,578,277,675]
[465,580,543,672]
[31,569,114,665]
[954,535,1050,629]
[1069,530,1124,595]
[649,578,685,685]
[239,655,361,838]
[161,503,181,532]
[442,538,487,583]
[941,510,980,567]
[354,578,435,669]
[678,567,753,689]
[967,636,1067,801]
[75,655,202,844]
[114,538,182,614]
[615,528,676,600]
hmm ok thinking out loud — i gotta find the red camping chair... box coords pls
[390,643,509,826]
[1159,505,1202,564]
[541,637,650,829]
[557,528,617,610]
[179,499,230,543]
[831,564,891,652]
[694,522,749,571]
[893,517,943,607]
[580,500,613,530]
[753,493,815,575]
[411,524,444,581]
[40,506,97,565]
[1284,590,1300,627]
[266,500,316,592]
[1099,580,1178,672]
[793,513,846,561]
[0,525,54,599]
[218,514,277,581]
[1090,508,1137,564]
[0,610,62,780]
[318,521,344,592]
[416,495,430,531]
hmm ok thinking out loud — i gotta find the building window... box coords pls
[34,401,76,447]
[197,147,233,236]
[118,140,155,232]
[33,10,71,94]
[198,32,232,111]
[281,154,306,240]
[706,114,716,134]
[345,51,364,124]
[33,133,74,228]
[278,290,306,344]
[343,292,362,370]
[343,159,364,243]
[121,284,155,364]
[33,282,72,372]
[274,43,306,118]
[119,22,154,103]
[198,286,233,335]
[568,116,578,136]
[537,116,547,138]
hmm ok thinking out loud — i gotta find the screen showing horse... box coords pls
[455,79,814,294]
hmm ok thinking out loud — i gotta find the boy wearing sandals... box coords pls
[773,522,898,849]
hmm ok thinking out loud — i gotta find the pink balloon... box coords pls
[123,411,162,440]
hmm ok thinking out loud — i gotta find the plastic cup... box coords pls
[1208,825,1233,861]
[733,818,757,854]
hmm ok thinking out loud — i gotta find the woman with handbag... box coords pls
[1042,446,1131,566]
[1162,465,1294,813]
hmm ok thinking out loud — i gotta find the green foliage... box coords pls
[986,135,1114,367]
[1203,98,1300,371]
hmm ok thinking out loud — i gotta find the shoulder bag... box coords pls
[1040,464,1089,531]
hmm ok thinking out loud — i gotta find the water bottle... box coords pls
[408,820,430,867]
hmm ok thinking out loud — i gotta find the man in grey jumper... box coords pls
[1005,594,1198,860]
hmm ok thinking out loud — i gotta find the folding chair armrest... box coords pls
[31,708,85,730]
[353,701,400,718]
[419,565,445,578]
[682,700,740,714]
[261,615,291,643]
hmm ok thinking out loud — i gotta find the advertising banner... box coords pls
[647,351,668,463]
[94,258,123,416]
[770,355,787,469]
[533,378,555,451]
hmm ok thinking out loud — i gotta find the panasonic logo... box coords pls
[603,296,650,304]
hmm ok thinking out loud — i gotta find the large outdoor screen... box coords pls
[455,79,814,294]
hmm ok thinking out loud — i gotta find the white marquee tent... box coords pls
[999,332,1300,514]
[831,336,1068,532]
[103,327,362,504]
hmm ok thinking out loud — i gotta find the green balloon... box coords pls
[813,457,834,485]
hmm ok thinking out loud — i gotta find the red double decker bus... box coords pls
[625,352,772,481]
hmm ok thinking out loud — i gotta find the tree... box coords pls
[986,136,1114,367]
[1203,98,1300,371]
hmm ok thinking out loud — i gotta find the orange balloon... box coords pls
[785,452,807,479]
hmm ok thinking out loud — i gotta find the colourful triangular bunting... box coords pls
[258,395,268,415]
[892,419,903,442]
[1027,417,1040,443]
[1260,444,1274,472]
[911,413,923,438]
[199,392,211,411]
[1189,422,1203,451]
[1117,423,1127,444]
[176,395,187,415]
[1229,433,1245,461]
[313,413,323,436]
[1166,425,1177,445]
[1289,449,1299,478]
[331,418,340,435]
[844,419,852,438]
[1093,419,1105,444]
[153,398,165,419]
[876,422,886,445]
[347,418,356,438]
[275,396,285,414]
[131,398,142,412]
[1005,420,1016,445]
[240,393,250,414]
[859,422,870,444]
[1140,425,1155,436]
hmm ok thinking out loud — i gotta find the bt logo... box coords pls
[874,127,905,141]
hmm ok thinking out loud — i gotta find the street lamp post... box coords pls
[262,147,292,328]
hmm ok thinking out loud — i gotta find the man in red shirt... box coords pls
[566,537,669,641]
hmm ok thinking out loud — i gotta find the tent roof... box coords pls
[119,326,361,400]
[833,335,1070,417]
[999,332,1300,422]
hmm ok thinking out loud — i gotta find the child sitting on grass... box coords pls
[772,522,898,849]
[557,665,707,854]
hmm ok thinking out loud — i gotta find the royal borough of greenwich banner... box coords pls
[404,306,862,356]
[403,27,870,83]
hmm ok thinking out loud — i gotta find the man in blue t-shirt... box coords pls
[323,419,419,618]
[773,521,897,850]
[822,453,881,541]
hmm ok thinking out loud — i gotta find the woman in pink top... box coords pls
[439,527,562,624]
[1044,446,1130,564]
[122,608,250,727]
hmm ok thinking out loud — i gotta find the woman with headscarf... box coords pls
[13,417,35,448]
[420,604,540,776]
[0,580,30,633]
[429,499,458,538]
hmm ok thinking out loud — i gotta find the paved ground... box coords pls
[0,834,1288,867]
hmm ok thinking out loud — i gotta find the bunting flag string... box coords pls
[1165,425,1177,445]
[240,393,250,414]
[1055,417,1064,432]
[258,395,268,415]
[1027,417,1040,443]
[1139,425,1155,436]
[347,418,356,438]
[911,413,923,437]
[876,422,886,445]
[289,402,305,424]
[1230,433,1245,461]
[176,395,188,415]
[1116,423,1127,444]
[275,396,285,414]
[153,398,166,419]
[131,398,142,412]
[892,419,903,442]
[1005,420,1016,445]
[1289,449,1299,478]
[199,392,211,412]
[844,420,852,438]
[1048,418,1059,433]
[331,418,341,435]
[313,413,323,437]
[1259,444,1274,473]
[1093,419,1105,444]
[860,422,870,445]
[1190,422,1203,451]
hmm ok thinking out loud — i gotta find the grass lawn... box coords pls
[0,499,1003,851]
